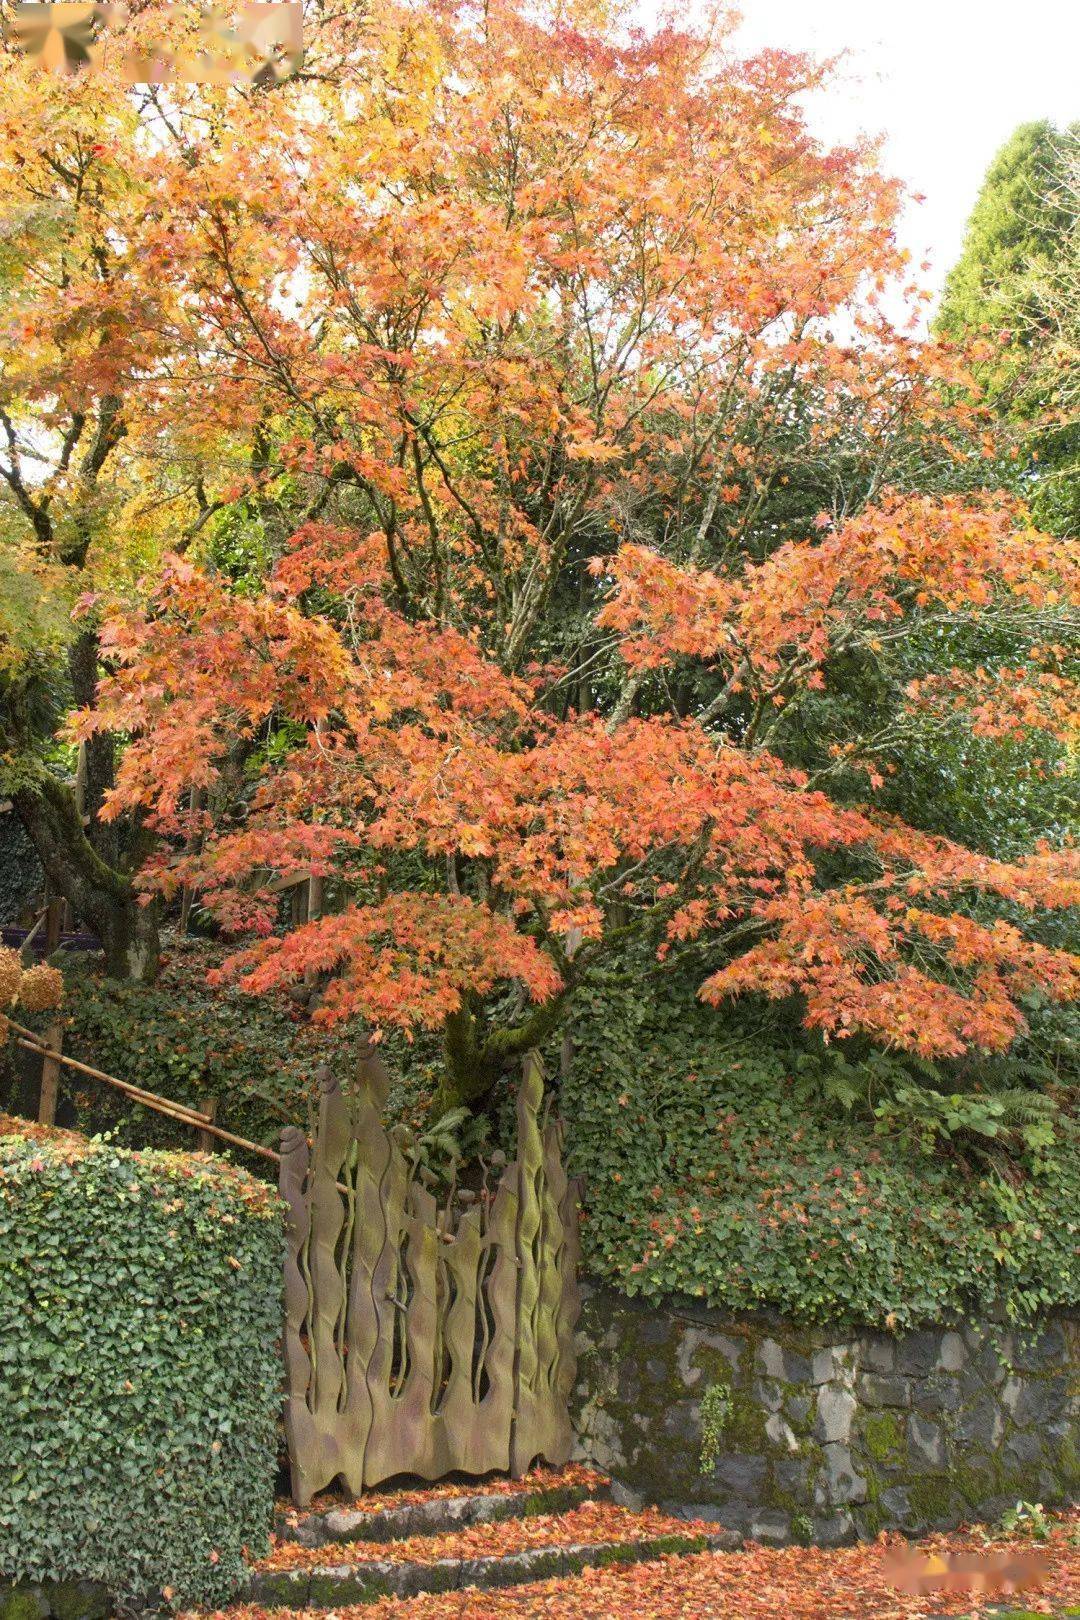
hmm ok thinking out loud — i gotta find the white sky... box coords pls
[731,0,1080,315]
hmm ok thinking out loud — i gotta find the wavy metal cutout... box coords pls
[280,1048,580,1504]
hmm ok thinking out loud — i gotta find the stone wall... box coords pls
[572,1284,1080,1546]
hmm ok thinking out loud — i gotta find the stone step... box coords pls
[246,1529,737,1608]
[276,1472,611,1548]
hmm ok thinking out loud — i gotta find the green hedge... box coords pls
[0,1127,283,1610]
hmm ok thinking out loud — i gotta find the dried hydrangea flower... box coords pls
[18,963,64,1014]
[0,948,22,1009]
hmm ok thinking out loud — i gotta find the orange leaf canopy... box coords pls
[21,0,1073,1063]
[84,508,1080,1059]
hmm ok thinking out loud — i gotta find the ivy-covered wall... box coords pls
[573,1285,1080,1546]
[559,957,1080,1333]
[0,813,42,926]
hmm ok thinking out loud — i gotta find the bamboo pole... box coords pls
[13,1029,352,1188]
[4,1015,282,1166]
[12,1039,283,1165]
[6,1018,211,1124]
[16,1038,213,1130]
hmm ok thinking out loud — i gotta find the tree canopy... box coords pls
[937,120,1080,538]
[938,120,1078,360]
[0,0,1076,1114]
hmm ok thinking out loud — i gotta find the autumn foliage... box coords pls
[198,1509,1080,1620]
[0,0,1074,1102]
[84,492,1078,1090]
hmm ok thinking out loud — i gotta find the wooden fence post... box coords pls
[179,785,203,935]
[45,898,62,954]
[38,1021,63,1127]
[197,1097,219,1154]
[304,873,323,985]
[307,873,323,921]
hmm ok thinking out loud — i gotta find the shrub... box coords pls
[557,956,1080,1330]
[52,935,363,1159]
[0,1127,283,1610]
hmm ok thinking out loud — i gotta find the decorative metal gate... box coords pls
[279,1047,581,1505]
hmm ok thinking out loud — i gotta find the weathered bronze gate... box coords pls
[279,1047,581,1505]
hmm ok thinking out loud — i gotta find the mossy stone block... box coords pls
[861,1409,904,1462]
[43,1584,109,1620]
[906,1477,962,1525]
[0,1589,50,1620]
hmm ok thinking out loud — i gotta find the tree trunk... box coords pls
[67,628,119,868]
[434,991,571,1116]
[13,772,159,983]
[16,621,161,983]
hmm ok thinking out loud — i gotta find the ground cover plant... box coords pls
[53,933,363,1153]
[557,952,1080,1327]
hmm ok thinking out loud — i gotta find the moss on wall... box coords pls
[861,1411,904,1463]
[573,1285,1080,1545]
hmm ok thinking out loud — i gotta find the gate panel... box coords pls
[281,1049,580,1504]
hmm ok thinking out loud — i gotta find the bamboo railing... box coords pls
[7,1014,280,1164]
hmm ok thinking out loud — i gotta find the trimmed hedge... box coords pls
[0,1124,283,1611]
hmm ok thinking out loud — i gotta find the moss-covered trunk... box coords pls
[13,771,159,984]
[434,991,571,1115]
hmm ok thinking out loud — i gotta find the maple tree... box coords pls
[0,2,363,975]
[1,0,1075,1105]
[0,60,154,973]
[0,31,231,976]
[82,491,1078,1108]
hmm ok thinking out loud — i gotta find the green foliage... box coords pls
[938,121,1080,537]
[407,1104,491,1188]
[938,120,1075,370]
[877,615,1080,858]
[53,936,363,1158]
[790,1041,1070,1160]
[558,953,1080,1330]
[791,1512,813,1545]
[872,1079,1058,1156]
[995,1501,1052,1542]
[0,1130,283,1610]
[0,814,41,926]
[194,501,276,595]
[0,521,76,681]
[697,1380,732,1476]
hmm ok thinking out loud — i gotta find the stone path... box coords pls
[185,1474,1080,1618]
[248,1471,736,1607]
